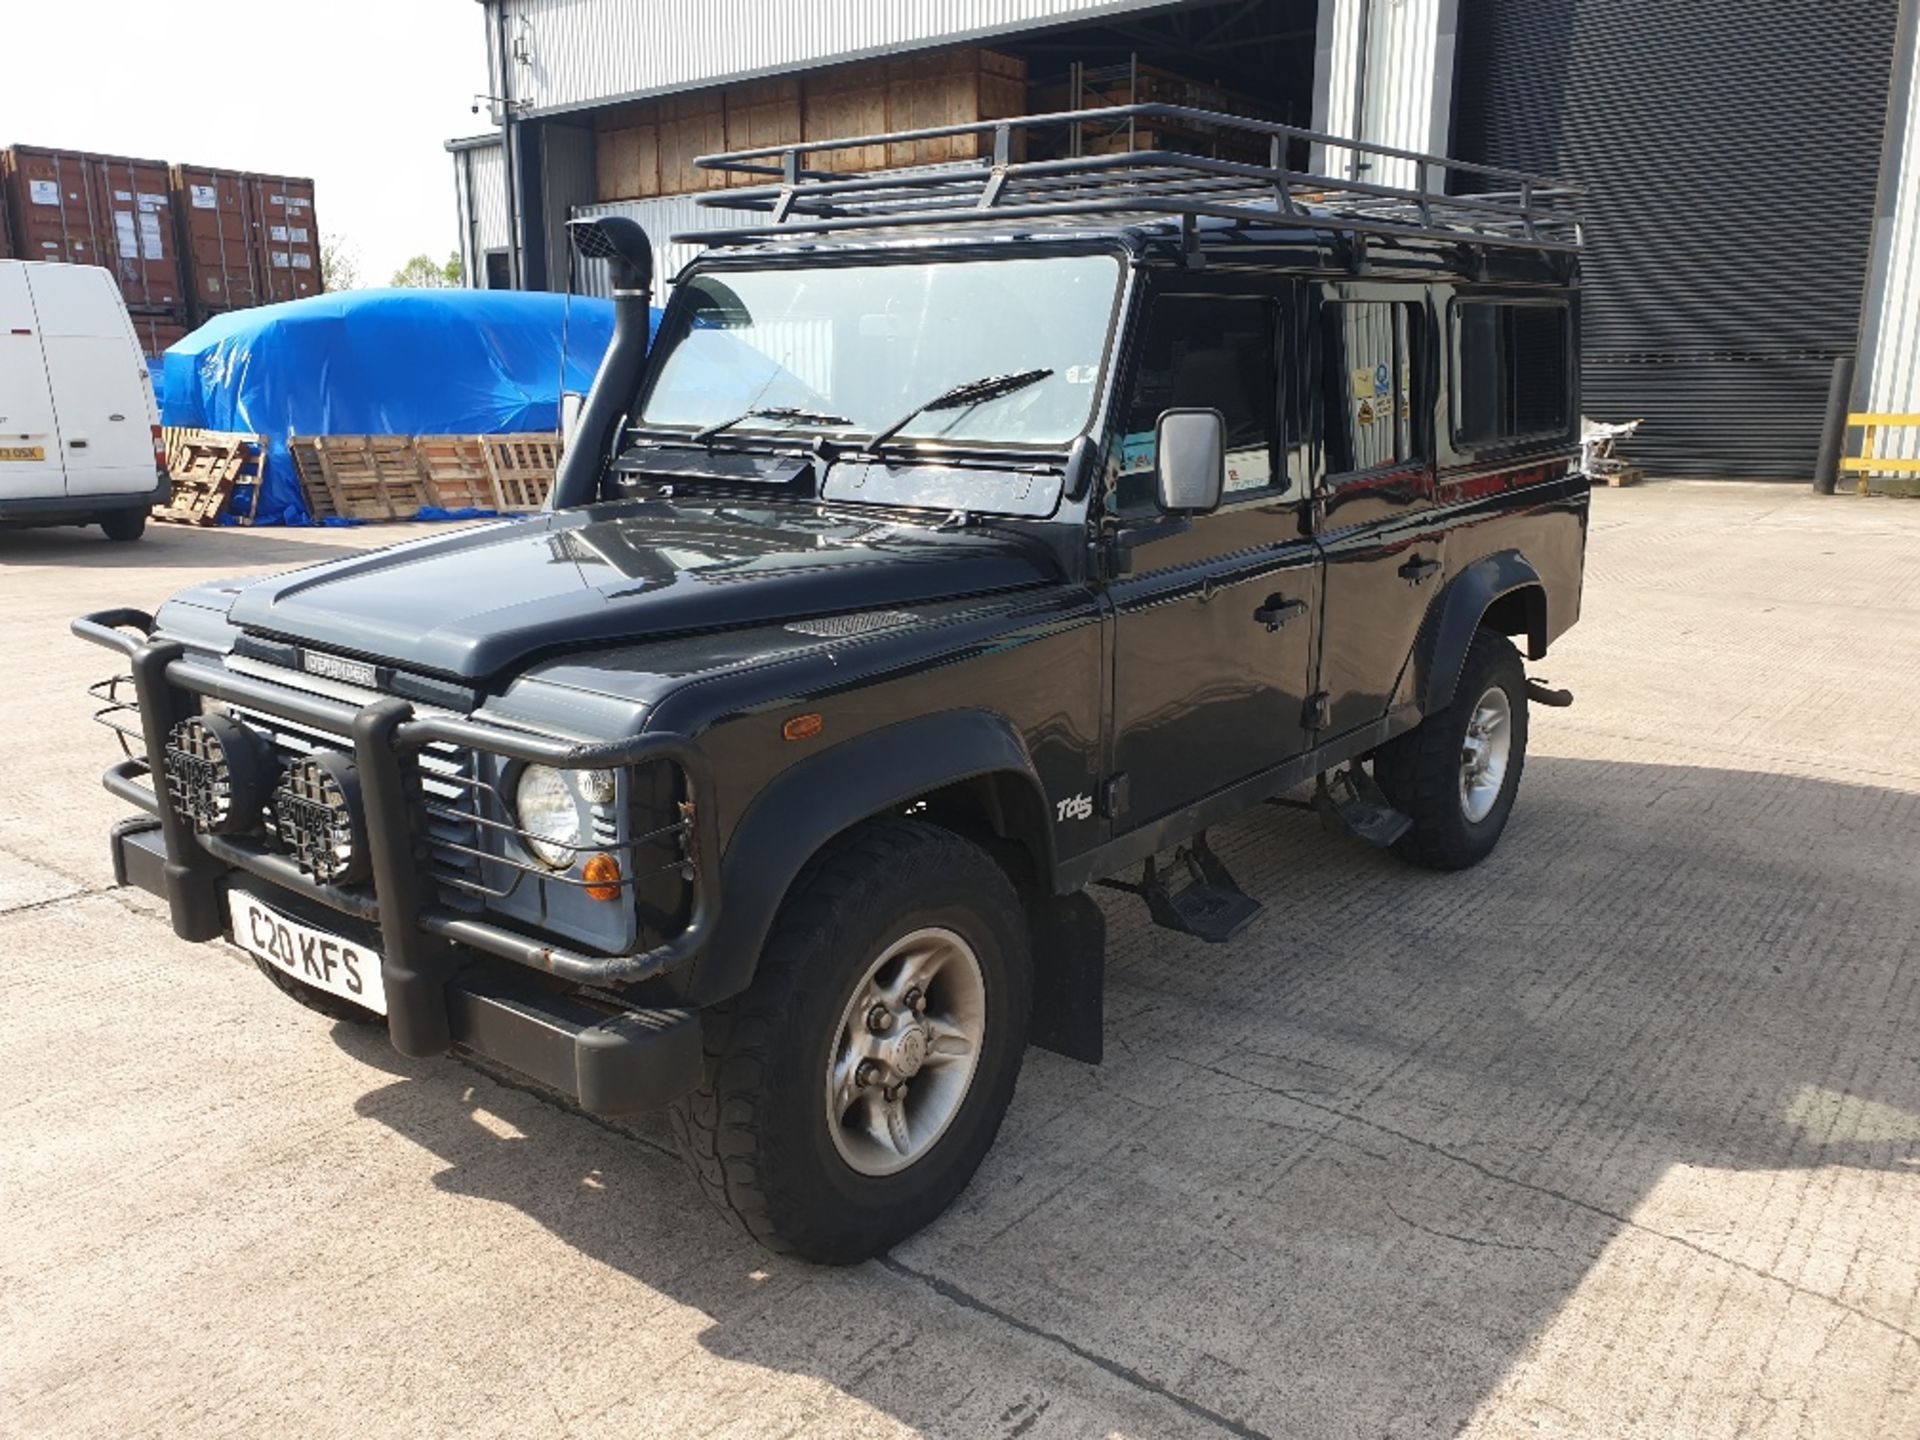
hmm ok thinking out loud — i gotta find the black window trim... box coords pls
[1446,295,1574,453]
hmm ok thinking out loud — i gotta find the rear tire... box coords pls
[1375,630,1529,870]
[100,510,147,542]
[670,818,1031,1264]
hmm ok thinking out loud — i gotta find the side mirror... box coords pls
[1155,408,1226,515]
[559,391,585,451]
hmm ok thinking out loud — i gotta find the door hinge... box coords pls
[1099,772,1130,819]
[1304,691,1331,731]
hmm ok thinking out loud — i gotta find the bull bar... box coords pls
[73,609,722,1110]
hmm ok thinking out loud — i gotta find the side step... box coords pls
[1313,766,1412,848]
[1097,832,1261,944]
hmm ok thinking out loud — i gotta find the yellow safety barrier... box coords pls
[1842,414,1920,494]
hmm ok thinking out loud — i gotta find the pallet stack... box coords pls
[289,434,559,522]
[157,429,267,526]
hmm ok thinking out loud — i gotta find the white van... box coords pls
[0,260,169,542]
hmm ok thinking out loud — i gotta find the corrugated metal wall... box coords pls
[491,0,1181,117]
[1454,0,1900,479]
[1859,6,1920,453]
[453,142,513,286]
[538,123,598,292]
[570,194,768,299]
[1312,0,1456,190]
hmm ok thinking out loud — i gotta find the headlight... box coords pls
[515,764,584,868]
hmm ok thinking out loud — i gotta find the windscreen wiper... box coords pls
[863,368,1055,452]
[692,405,852,448]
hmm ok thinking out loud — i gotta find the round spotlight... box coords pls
[272,752,369,886]
[164,714,272,835]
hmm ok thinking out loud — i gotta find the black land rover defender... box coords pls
[77,106,1587,1263]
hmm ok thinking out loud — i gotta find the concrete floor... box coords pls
[3,485,1918,1439]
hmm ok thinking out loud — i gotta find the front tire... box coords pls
[1375,630,1529,870]
[248,951,383,1025]
[670,818,1031,1264]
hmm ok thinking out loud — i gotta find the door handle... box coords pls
[1253,595,1307,632]
[1398,555,1440,586]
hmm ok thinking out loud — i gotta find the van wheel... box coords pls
[100,511,146,542]
[670,818,1031,1264]
[1374,630,1529,870]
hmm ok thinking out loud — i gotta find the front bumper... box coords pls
[80,609,722,1115]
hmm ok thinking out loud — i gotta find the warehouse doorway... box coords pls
[572,0,1329,297]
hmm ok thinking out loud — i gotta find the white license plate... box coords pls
[228,891,387,1016]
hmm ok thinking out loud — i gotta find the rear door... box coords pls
[1310,286,1445,738]
[0,263,66,501]
[25,263,158,498]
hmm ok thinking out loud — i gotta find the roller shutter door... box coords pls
[1452,0,1900,478]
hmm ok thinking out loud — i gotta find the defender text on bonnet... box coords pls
[77,105,1587,1263]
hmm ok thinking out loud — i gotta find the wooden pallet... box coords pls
[413,436,496,510]
[288,434,430,521]
[289,433,560,521]
[157,431,266,526]
[479,435,559,512]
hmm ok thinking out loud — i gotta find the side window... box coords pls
[1452,301,1571,446]
[1321,300,1423,476]
[1114,294,1283,516]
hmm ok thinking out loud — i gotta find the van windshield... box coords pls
[634,254,1122,449]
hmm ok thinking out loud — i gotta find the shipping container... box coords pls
[1,146,185,313]
[128,309,190,362]
[171,164,265,315]
[0,180,12,260]
[238,173,322,303]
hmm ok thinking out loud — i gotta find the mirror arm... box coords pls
[1108,516,1192,576]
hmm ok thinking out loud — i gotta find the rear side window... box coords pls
[1453,301,1571,446]
[1322,300,1422,475]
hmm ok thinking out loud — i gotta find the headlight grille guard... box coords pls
[72,609,722,1057]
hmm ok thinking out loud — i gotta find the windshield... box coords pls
[635,254,1122,449]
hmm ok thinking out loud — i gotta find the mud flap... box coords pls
[1027,890,1106,1064]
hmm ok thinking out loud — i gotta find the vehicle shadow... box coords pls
[334,754,1920,1438]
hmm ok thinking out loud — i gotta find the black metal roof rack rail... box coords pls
[677,103,1582,254]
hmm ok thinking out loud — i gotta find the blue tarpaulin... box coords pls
[159,289,620,525]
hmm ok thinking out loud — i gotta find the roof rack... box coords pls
[678,103,1582,255]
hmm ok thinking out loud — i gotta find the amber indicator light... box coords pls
[782,713,824,742]
[582,853,622,901]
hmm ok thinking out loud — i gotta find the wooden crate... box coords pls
[157,430,265,526]
[288,435,429,521]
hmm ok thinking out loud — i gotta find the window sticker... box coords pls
[1224,446,1269,492]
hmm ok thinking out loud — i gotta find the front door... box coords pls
[1106,285,1321,830]
[1310,286,1445,739]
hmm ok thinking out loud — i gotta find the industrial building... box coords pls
[450,0,1919,481]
